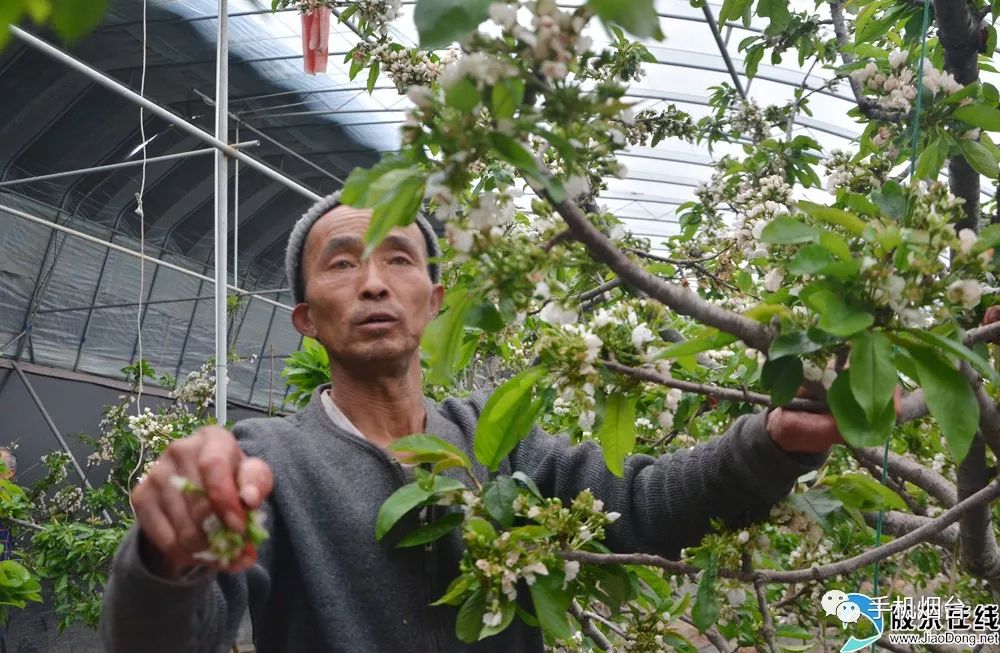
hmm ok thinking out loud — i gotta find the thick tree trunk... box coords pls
[933,0,983,232]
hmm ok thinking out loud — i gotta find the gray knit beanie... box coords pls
[285,192,441,304]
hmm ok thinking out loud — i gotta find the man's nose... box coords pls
[358,260,390,299]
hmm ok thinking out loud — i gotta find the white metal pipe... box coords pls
[0,203,292,312]
[9,26,321,203]
[0,141,260,188]
[215,0,230,424]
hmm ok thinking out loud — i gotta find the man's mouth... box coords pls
[357,312,399,326]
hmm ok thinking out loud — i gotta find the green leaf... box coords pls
[422,286,476,386]
[512,471,544,501]
[871,180,906,220]
[586,0,663,39]
[660,329,737,358]
[818,231,853,261]
[446,77,481,111]
[396,512,464,548]
[51,0,108,43]
[456,588,488,642]
[691,552,719,632]
[488,133,540,178]
[482,476,520,528]
[433,575,472,606]
[761,356,803,406]
[491,78,525,120]
[375,476,464,540]
[757,0,790,32]
[803,290,874,337]
[827,370,896,448]
[788,244,835,275]
[414,0,492,49]
[958,139,999,178]
[718,0,751,26]
[466,301,505,332]
[474,367,547,470]
[366,60,380,94]
[388,434,472,472]
[363,168,426,254]
[824,473,908,512]
[849,331,896,423]
[598,394,636,477]
[953,104,1000,132]
[906,344,979,463]
[913,135,949,180]
[759,217,820,244]
[768,331,822,359]
[901,329,998,383]
[529,571,572,640]
[798,201,865,236]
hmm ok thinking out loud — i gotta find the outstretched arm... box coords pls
[509,410,833,559]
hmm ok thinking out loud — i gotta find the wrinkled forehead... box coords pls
[303,204,428,262]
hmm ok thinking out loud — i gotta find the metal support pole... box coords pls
[11,362,112,525]
[214,0,229,424]
[0,142,259,188]
[0,204,292,312]
[701,4,747,99]
[9,26,321,203]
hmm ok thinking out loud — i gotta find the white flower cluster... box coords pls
[49,485,84,515]
[729,100,770,142]
[851,51,964,115]
[355,0,400,37]
[488,0,592,81]
[823,149,886,194]
[730,174,792,261]
[127,407,174,446]
[370,44,453,93]
[439,51,517,91]
[172,363,216,411]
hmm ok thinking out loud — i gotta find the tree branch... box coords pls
[749,553,778,653]
[678,615,731,653]
[956,435,1000,602]
[862,510,959,549]
[561,477,1000,584]
[601,359,825,411]
[851,451,928,517]
[851,446,958,507]
[526,177,774,351]
[933,0,983,231]
[570,600,612,650]
[829,1,904,123]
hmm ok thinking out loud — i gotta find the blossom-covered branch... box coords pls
[562,478,1000,584]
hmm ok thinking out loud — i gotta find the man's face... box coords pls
[291,206,443,371]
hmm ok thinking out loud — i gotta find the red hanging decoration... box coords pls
[301,3,330,75]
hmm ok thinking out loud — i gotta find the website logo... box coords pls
[821,589,886,653]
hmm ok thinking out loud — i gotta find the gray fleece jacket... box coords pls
[100,384,828,653]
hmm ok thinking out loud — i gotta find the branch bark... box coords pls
[933,0,983,231]
[956,435,1000,602]
[526,177,774,351]
[861,510,959,549]
[601,359,825,412]
[561,477,1000,584]
[851,446,958,507]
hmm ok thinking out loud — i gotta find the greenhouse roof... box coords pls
[0,0,932,410]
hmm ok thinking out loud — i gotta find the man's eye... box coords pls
[390,255,412,265]
[331,259,355,269]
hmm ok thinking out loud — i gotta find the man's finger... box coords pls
[197,428,245,532]
[237,457,273,509]
[133,500,179,559]
[155,482,209,554]
[984,305,1000,326]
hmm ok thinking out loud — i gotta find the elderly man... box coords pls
[100,196,841,652]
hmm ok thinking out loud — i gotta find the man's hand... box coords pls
[765,407,844,455]
[984,305,1000,326]
[130,426,273,579]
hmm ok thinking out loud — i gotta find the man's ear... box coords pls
[429,284,445,319]
[291,303,318,338]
